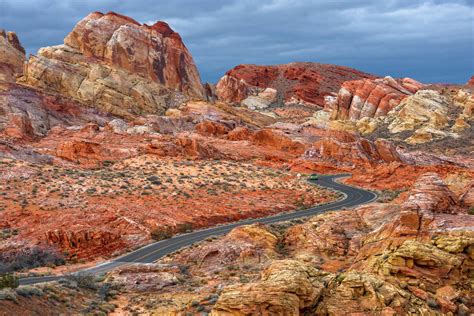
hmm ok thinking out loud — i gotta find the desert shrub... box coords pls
[16,285,44,297]
[468,207,474,215]
[0,273,19,289]
[176,222,193,233]
[151,226,173,241]
[0,288,17,301]
[377,189,407,203]
[0,247,65,273]
[66,273,97,290]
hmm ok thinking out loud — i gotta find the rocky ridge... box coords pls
[325,76,424,120]
[216,62,374,112]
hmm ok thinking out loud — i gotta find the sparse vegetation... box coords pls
[377,188,408,203]
[0,273,19,289]
[0,247,65,273]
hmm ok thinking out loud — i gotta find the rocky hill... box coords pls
[216,62,374,115]
[22,12,205,119]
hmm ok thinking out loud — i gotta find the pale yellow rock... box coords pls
[25,46,182,119]
[328,119,358,133]
[356,117,379,134]
[451,117,470,132]
[165,108,182,117]
[405,127,457,145]
[0,30,25,82]
[388,90,450,134]
[211,260,327,315]
[302,110,330,129]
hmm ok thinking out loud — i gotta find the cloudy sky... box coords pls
[1,0,473,83]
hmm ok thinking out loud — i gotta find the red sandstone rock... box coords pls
[64,12,204,98]
[3,113,35,139]
[195,120,230,137]
[216,62,374,107]
[45,229,121,252]
[466,75,474,87]
[56,140,108,164]
[459,181,474,208]
[24,12,204,118]
[327,76,424,120]
[252,129,305,154]
[307,131,402,166]
[227,126,252,141]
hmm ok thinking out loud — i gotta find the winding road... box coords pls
[19,174,376,285]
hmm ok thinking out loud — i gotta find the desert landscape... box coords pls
[0,3,473,316]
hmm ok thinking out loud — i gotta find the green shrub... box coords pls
[468,207,474,215]
[0,273,19,289]
[16,285,43,297]
[66,273,97,290]
[0,288,17,301]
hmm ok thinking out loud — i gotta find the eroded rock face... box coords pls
[252,129,305,154]
[306,130,402,166]
[45,229,121,252]
[216,63,374,108]
[24,12,205,118]
[353,87,474,148]
[326,76,424,120]
[195,120,231,137]
[212,260,328,315]
[174,224,279,274]
[0,83,110,140]
[212,260,432,315]
[0,29,25,82]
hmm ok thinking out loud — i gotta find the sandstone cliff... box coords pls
[24,12,205,118]
[325,76,424,120]
[0,29,25,82]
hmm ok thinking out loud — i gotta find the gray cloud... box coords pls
[0,0,472,83]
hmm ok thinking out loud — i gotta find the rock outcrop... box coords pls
[0,83,110,139]
[326,76,424,120]
[0,29,25,82]
[212,260,433,315]
[356,88,474,146]
[45,229,122,252]
[212,260,328,315]
[216,63,374,109]
[174,224,279,273]
[305,131,402,166]
[24,12,205,118]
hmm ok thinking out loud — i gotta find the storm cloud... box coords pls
[0,0,472,83]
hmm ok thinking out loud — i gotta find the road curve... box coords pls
[19,174,376,285]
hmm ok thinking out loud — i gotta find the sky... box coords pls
[1,0,473,84]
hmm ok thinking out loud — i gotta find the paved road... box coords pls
[19,174,376,285]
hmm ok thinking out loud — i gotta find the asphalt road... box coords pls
[19,174,376,285]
